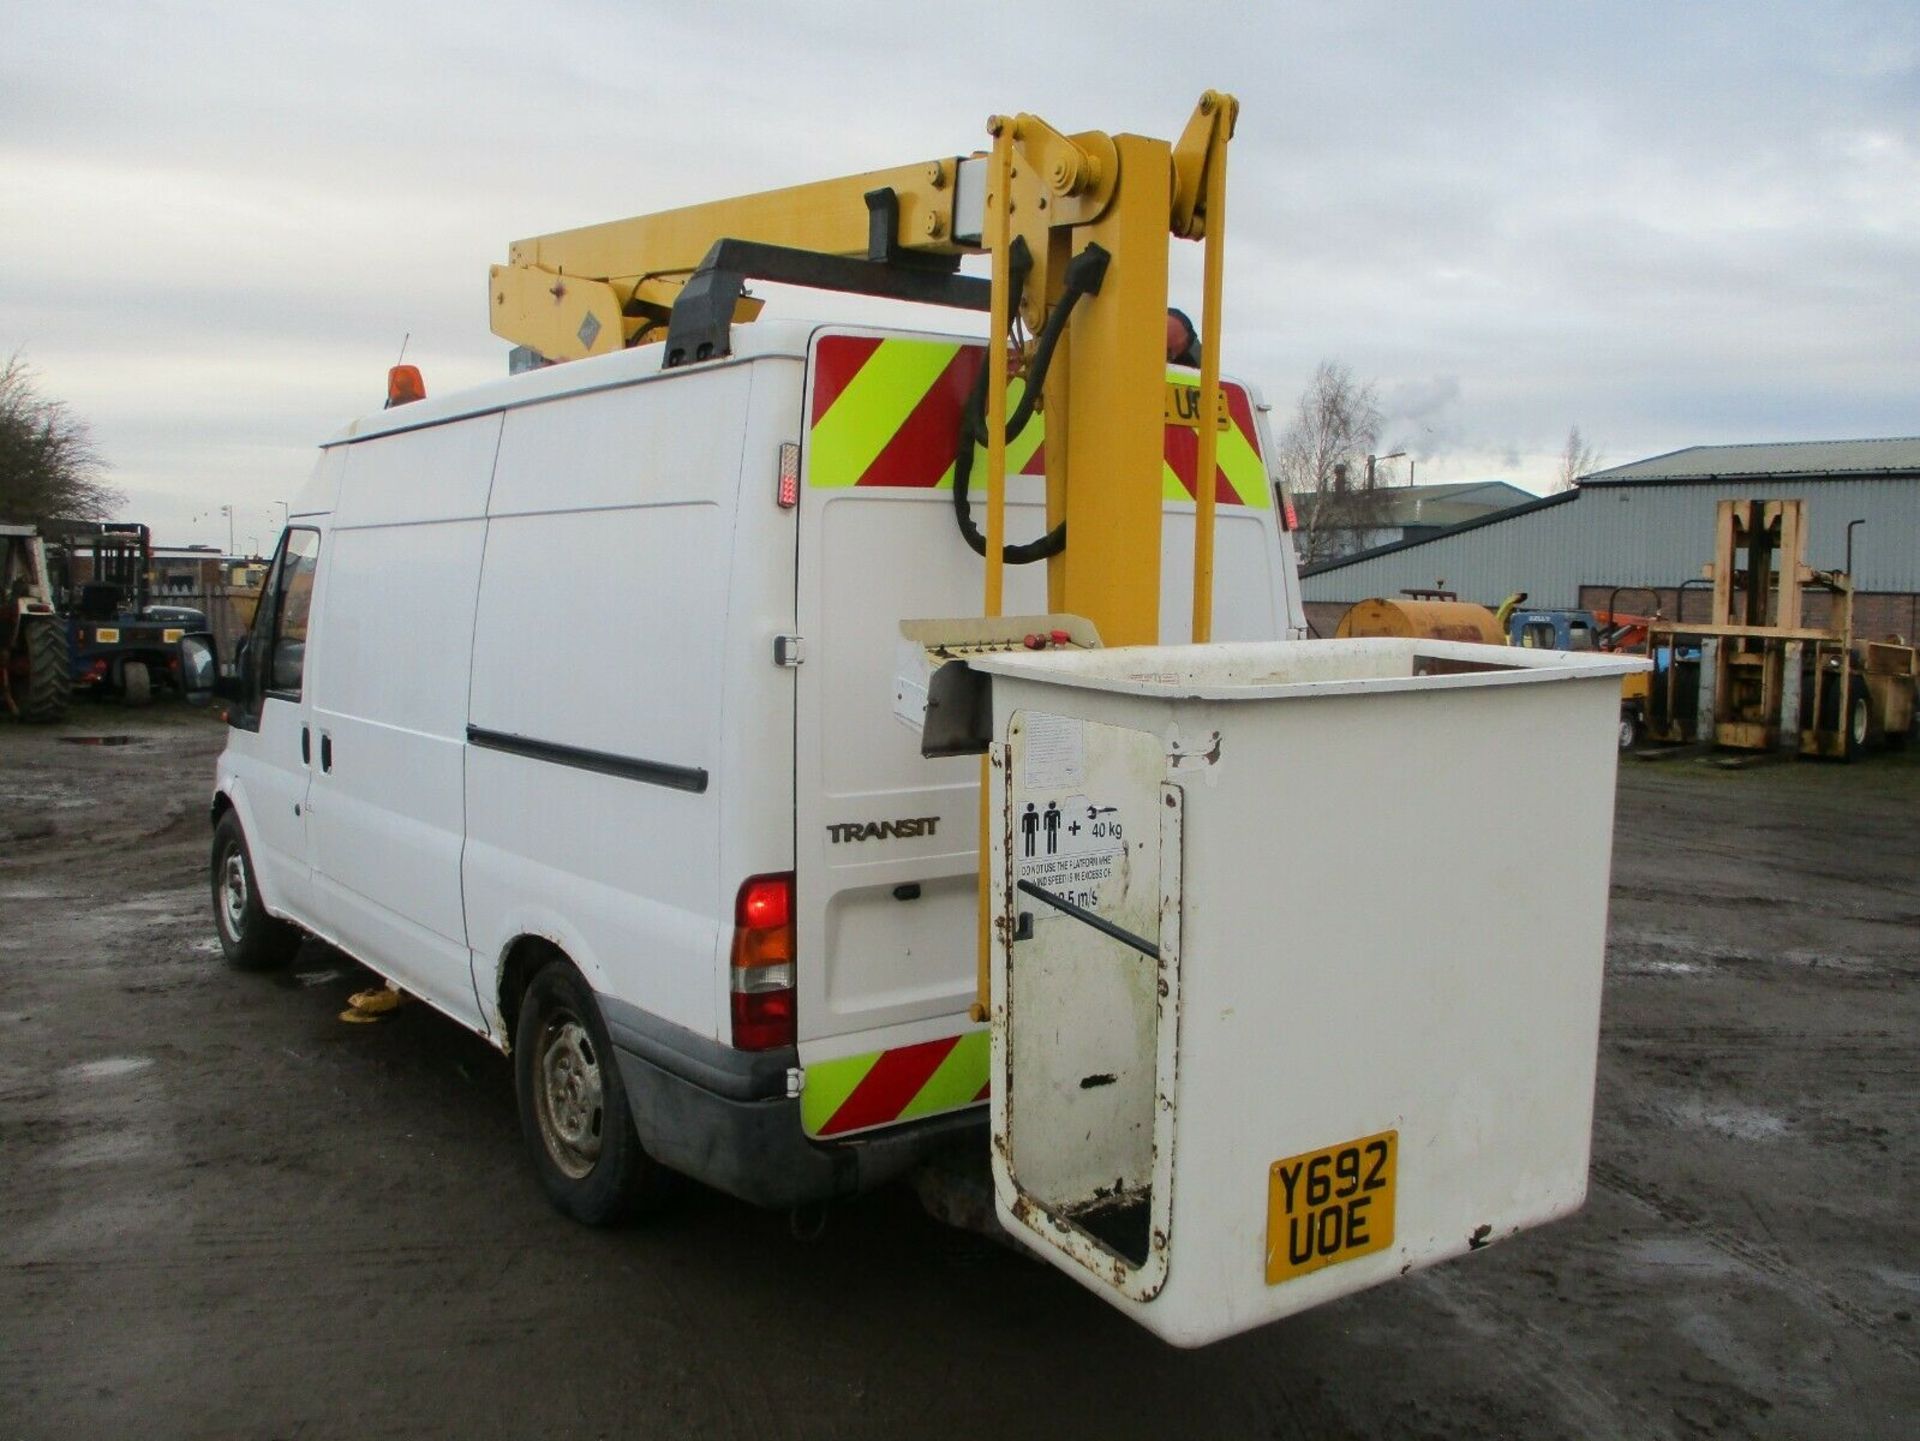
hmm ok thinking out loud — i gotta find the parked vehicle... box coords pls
[1,522,71,722]
[61,523,216,703]
[209,320,1305,1222]
[1647,499,1918,758]
[142,603,213,631]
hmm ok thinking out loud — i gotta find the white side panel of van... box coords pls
[305,415,502,1032]
[464,369,755,1040]
[290,444,346,520]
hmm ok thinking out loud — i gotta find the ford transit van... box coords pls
[210,321,1305,1222]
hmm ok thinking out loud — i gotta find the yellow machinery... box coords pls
[494,94,1237,1012]
[1646,499,1917,757]
[491,93,1238,651]
[1334,596,1506,646]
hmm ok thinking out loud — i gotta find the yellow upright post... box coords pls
[974,120,1017,1021]
[1189,123,1229,644]
[1050,134,1173,648]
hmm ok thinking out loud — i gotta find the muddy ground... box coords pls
[0,706,1914,1440]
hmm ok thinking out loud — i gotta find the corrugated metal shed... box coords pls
[1584,436,1920,484]
[1369,480,1535,526]
[1302,455,1920,608]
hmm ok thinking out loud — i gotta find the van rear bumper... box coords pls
[601,994,986,1209]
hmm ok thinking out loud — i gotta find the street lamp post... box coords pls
[1366,450,1406,487]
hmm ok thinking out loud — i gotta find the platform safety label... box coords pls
[1015,792,1126,911]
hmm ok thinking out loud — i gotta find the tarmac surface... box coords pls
[1,706,1915,1440]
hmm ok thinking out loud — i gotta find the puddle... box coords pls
[1625,1235,1743,1277]
[53,1130,154,1168]
[1617,958,1705,977]
[59,735,137,746]
[0,883,65,902]
[65,1056,155,1081]
[297,968,345,988]
[1661,1095,1788,1141]
[1870,1266,1920,1297]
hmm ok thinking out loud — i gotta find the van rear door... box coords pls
[792,327,1292,1140]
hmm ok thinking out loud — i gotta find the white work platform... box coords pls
[969,636,1645,1346]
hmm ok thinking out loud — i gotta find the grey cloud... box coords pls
[3,0,1916,544]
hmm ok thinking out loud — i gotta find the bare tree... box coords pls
[0,355,120,526]
[1279,360,1385,566]
[1556,425,1602,491]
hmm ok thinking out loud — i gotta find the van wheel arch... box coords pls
[497,935,571,1051]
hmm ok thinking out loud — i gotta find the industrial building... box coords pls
[1301,479,1534,561]
[1299,437,1920,639]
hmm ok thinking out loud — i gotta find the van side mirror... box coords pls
[179,633,217,706]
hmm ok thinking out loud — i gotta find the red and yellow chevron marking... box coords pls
[800,1029,989,1138]
[807,334,1270,508]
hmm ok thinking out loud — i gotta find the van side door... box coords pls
[303,417,500,1032]
[223,526,322,921]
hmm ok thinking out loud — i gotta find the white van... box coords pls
[211,320,1306,1222]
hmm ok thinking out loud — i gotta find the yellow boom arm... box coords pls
[489,91,1238,649]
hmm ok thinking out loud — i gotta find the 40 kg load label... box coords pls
[1265,1129,1397,1285]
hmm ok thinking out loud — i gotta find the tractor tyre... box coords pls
[17,617,71,723]
[210,811,301,970]
[122,660,152,706]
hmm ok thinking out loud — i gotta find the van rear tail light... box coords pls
[776,442,800,508]
[730,872,795,1050]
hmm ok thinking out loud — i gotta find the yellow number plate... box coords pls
[1266,1129,1397,1285]
[162,628,184,643]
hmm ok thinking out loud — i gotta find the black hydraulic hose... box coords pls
[951,241,1110,564]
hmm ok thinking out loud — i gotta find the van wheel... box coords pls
[122,660,152,706]
[210,812,301,970]
[514,960,667,1225]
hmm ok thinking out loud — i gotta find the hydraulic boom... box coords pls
[490,92,1238,649]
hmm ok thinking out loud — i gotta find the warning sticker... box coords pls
[1020,713,1085,792]
[1015,793,1126,911]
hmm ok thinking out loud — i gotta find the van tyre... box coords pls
[210,811,301,970]
[514,960,667,1225]
[122,660,152,706]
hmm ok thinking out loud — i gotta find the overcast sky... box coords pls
[4,1,1915,551]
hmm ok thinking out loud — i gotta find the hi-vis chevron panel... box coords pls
[808,334,1271,508]
[800,1030,990,1138]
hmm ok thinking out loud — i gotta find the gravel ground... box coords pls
[1,706,1915,1440]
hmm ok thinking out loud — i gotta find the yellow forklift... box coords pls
[1646,499,1917,758]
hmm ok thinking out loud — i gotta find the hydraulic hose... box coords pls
[951,241,1110,564]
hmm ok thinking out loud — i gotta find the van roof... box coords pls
[324,315,1263,452]
[327,318,847,448]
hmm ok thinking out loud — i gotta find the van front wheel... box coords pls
[210,812,301,970]
[514,961,666,1225]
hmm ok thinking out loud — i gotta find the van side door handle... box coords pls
[301,727,311,765]
[320,733,332,773]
